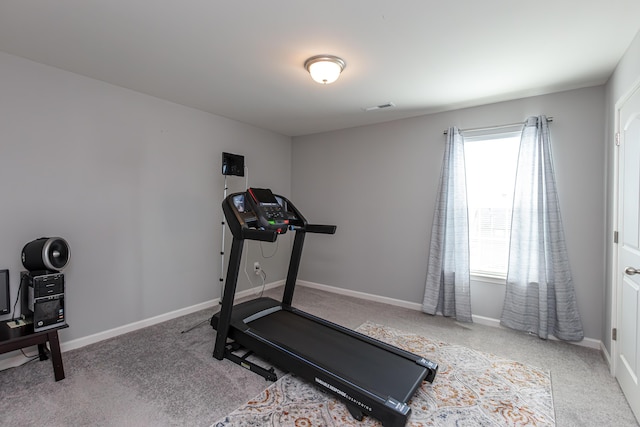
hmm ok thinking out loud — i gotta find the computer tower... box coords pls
[20,271,66,332]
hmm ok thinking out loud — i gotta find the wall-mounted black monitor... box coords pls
[0,269,9,315]
[222,152,245,177]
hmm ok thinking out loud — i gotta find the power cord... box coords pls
[259,240,278,258]
[180,316,214,334]
[11,274,26,323]
[20,348,39,360]
[258,270,267,298]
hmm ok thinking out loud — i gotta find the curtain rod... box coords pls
[443,117,553,134]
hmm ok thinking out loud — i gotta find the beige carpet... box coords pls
[212,322,555,426]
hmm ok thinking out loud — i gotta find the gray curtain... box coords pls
[500,116,584,341]
[422,127,472,322]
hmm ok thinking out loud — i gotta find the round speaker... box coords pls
[21,237,70,272]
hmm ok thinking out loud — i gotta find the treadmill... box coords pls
[211,188,437,427]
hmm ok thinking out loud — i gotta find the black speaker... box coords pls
[22,237,70,272]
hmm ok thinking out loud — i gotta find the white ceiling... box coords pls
[1,1,639,137]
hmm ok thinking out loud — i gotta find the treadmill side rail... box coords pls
[385,397,411,417]
[242,306,282,324]
[417,357,439,383]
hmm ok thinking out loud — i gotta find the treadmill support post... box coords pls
[282,230,306,306]
[213,236,244,360]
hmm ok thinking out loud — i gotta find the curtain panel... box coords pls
[500,116,584,341]
[422,127,472,323]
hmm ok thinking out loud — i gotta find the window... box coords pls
[464,130,520,280]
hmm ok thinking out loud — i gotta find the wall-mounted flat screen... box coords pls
[222,152,245,177]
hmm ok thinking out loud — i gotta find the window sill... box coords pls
[470,272,506,285]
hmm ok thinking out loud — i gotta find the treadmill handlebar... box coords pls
[305,224,337,235]
[242,228,278,242]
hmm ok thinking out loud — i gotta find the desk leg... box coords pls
[47,331,65,381]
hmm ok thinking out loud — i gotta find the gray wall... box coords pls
[603,30,640,353]
[0,51,292,343]
[292,86,606,341]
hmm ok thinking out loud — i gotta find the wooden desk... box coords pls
[0,322,68,381]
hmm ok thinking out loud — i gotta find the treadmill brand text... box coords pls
[315,377,372,412]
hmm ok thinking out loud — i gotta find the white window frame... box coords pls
[463,127,521,284]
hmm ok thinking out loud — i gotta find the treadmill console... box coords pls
[224,188,306,240]
[245,188,289,233]
[244,188,289,234]
[222,188,332,242]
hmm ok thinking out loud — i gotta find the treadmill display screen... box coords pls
[249,188,279,206]
[232,194,245,212]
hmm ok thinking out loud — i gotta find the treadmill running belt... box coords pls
[247,310,427,402]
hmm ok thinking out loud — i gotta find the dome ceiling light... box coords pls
[304,55,346,85]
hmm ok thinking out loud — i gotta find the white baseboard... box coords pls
[471,314,502,328]
[0,280,284,372]
[473,315,601,349]
[298,280,423,311]
[298,280,603,350]
[60,300,219,353]
[61,279,284,353]
[554,334,601,349]
[601,341,613,373]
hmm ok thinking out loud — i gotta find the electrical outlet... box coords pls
[253,262,261,275]
[6,319,24,328]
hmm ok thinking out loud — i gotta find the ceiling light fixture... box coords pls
[304,55,346,84]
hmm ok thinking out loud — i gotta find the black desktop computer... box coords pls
[20,271,66,332]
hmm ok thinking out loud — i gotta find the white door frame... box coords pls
[610,75,640,376]
[610,101,620,376]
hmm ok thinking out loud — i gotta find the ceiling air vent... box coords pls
[363,102,396,112]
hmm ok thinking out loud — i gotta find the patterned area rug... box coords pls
[212,322,555,426]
